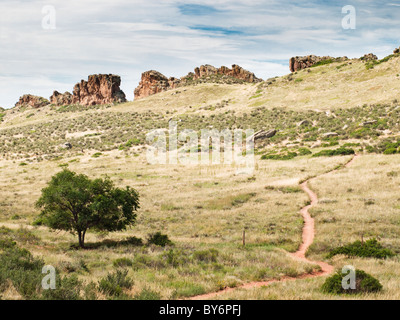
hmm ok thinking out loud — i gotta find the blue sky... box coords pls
[0,0,399,108]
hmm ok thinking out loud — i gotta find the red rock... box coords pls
[50,91,73,106]
[134,64,261,99]
[289,55,348,72]
[134,70,180,99]
[72,74,126,106]
[15,94,50,109]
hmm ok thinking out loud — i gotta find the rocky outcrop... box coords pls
[289,55,348,72]
[72,74,126,106]
[360,53,378,61]
[133,71,180,99]
[50,91,73,106]
[15,94,50,109]
[194,64,260,83]
[134,64,261,99]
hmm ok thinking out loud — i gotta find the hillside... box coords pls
[1,52,400,300]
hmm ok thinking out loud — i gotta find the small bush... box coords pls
[147,232,173,247]
[113,257,133,268]
[312,147,355,157]
[193,249,219,263]
[322,269,382,294]
[42,275,83,300]
[327,238,395,259]
[261,151,298,160]
[120,236,143,246]
[134,287,161,300]
[383,148,398,155]
[98,269,133,297]
[298,147,312,156]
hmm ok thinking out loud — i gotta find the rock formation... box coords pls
[15,94,50,109]
[360,53,378,61]
[289,55,348,72]
[50,91,73,106]
[133,71,180,99]
[134,64,261,99]
[72,74,126,106]
[194,64,259,83]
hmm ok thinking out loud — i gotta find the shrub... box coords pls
[163,249,189,267]
[134,287,161,300]
[193,249,219,263]
[311,59,333,68]
[147,232,173,247]
[383,148,398,155]
[312,147,355,157]
[42,275,83,300]
[113,257,133,268]
[120,236,143,246]
[261,151,298,160]
[298,147,312,156]
[327,238,395,259]
[98,269,133,297]
[322,269,382,294]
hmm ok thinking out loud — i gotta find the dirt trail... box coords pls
[190,154,359,300]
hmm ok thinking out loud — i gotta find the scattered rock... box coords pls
[61,142,72,150]
[15,95,50,109]
[311,141,322,148]
[72,74,126,106]
[247,129,277,144]
[362,120,377,126]
[297,120,311,127]
[322,132,338,138]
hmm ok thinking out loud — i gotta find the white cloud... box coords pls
[0,0,399,108]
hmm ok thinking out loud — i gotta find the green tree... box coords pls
[36,169,140,248]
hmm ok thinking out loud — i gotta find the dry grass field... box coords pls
[1,54,400,300]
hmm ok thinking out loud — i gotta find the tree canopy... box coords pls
[36,169,140,248]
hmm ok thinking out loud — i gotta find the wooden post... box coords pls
[243,230,246,247]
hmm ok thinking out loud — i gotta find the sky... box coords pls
[0,0,399,108]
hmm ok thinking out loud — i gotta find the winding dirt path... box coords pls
[190,154,359,300]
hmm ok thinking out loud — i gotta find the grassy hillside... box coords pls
[1,54,400,299]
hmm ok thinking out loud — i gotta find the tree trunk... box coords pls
[78,231,85,248]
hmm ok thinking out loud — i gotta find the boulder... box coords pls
[61,142,72,150]
[72,74,126,106]
[362,120,377,126]
[247,129,277,143]
[297,120,311,127]
[322,132,339,138]
[15,94,49,109]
